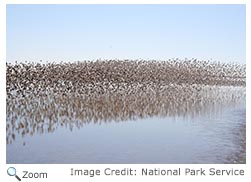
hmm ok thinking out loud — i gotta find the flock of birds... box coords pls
[6,59,246,144]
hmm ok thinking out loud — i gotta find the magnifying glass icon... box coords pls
[7,167,21,181]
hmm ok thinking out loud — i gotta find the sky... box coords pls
[6,4,246,63]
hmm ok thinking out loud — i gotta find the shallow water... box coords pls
[7,103,245,164]
[6,61,246,164]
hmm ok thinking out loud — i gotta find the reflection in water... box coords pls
[7,84,245,144]
[6,60,246,163]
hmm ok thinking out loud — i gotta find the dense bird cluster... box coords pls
[6,59,246,144]
[7,59,245,96]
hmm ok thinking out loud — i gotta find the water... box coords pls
[6,61,246,164]
[7,100,245,164]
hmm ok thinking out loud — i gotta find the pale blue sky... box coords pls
[7,4,246,63]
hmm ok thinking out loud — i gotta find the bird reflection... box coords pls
[6,60,246,144]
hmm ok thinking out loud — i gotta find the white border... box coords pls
[0,1,249,182]
[245,0,250,170]
[2,0,249,4]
